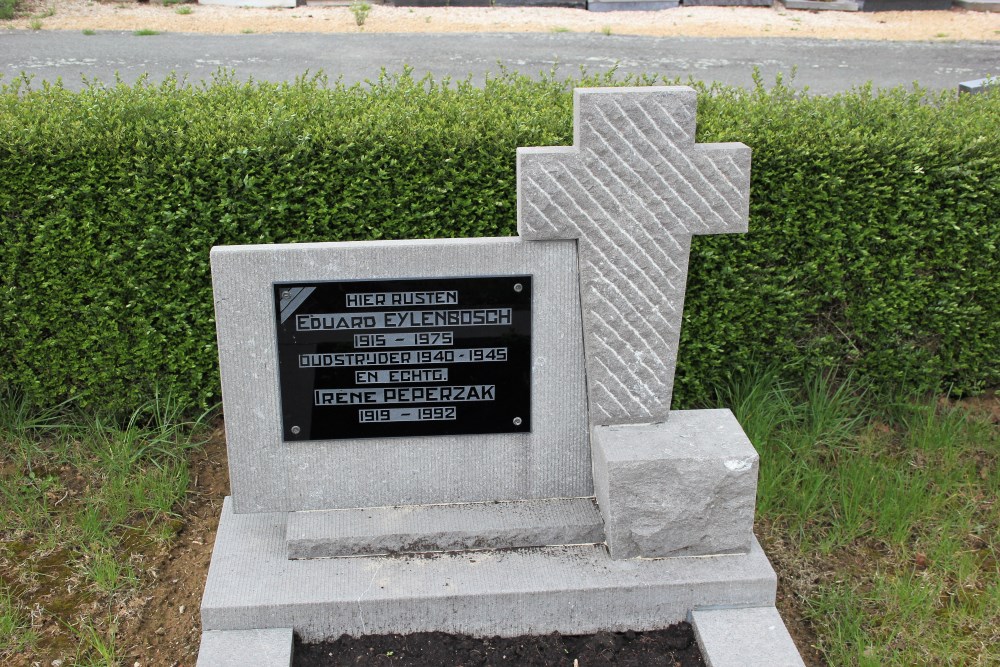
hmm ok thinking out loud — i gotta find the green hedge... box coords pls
[0,0,16,21]
[1,71,997,414]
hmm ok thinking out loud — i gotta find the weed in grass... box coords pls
[799,371,864,452]
[0,584,35,654]
[900,401,970,453]
[1,472,58,535]
[714,363,798,448]
[133,28,159,36]
[601,25,612,36]
[70,616,118,665]
[74,503,115,549]
[0,391,79,474]
[83,549,136,594]
[175,6,192,15]
[807,579,885,666]
[28,16,40,30]
[131,460,190,516]
[82,28,95,35]
[150,518,182,545]
[551,26,570,33]
[241,28,254,34]
[349,1,370,28]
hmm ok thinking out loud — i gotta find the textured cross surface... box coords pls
[517,86,751,426]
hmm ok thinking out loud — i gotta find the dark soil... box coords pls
[294,624,704,666]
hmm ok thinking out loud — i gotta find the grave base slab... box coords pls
[692,607,805,667]
[196,628,293,667]
[683,0,773,5]
[588,0,681,10]
[286,497,604,559]
[199,0,297,8]
[202,497,777,641]
[783,0,860,9]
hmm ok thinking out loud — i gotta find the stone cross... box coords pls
[517,86,751,426]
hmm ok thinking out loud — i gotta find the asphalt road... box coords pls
[3,31,997,93]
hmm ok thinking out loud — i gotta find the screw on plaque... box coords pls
[281,291,291,300]
[513,283,523,293]
[290,425,301,435]
[512,417,523,426]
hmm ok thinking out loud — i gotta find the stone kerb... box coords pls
[518,86,750,426]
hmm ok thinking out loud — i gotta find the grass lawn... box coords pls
[724,370,1000,666]
[0,393,212,665]
[0,373,997,665]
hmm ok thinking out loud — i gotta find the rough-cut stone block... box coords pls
[212,237,590,514]
[286,497,604,559]
[692,607,805,667]
[592,409,758,559]
[196,628,293,667]
[202,497,776,640]
[518,87,750,426]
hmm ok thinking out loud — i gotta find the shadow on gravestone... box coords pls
[197,87,804,667]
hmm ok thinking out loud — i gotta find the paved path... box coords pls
[3,31,996,93]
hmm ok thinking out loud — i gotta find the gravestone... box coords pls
[198,86,805,666]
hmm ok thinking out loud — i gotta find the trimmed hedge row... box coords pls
[1,71,997,414]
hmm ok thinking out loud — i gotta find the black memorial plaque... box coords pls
[274,276,532,441]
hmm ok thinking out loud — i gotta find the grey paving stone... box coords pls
[683,0,772,5]
[588,0,681,9]
[201,0,295,7]
[783,0,860,9]
[202,497,776,640]
[692,607,805,667]
[954,0,1000,10]
[862,0,951,8]
[286,497,604,558]
[196,628,293,667]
